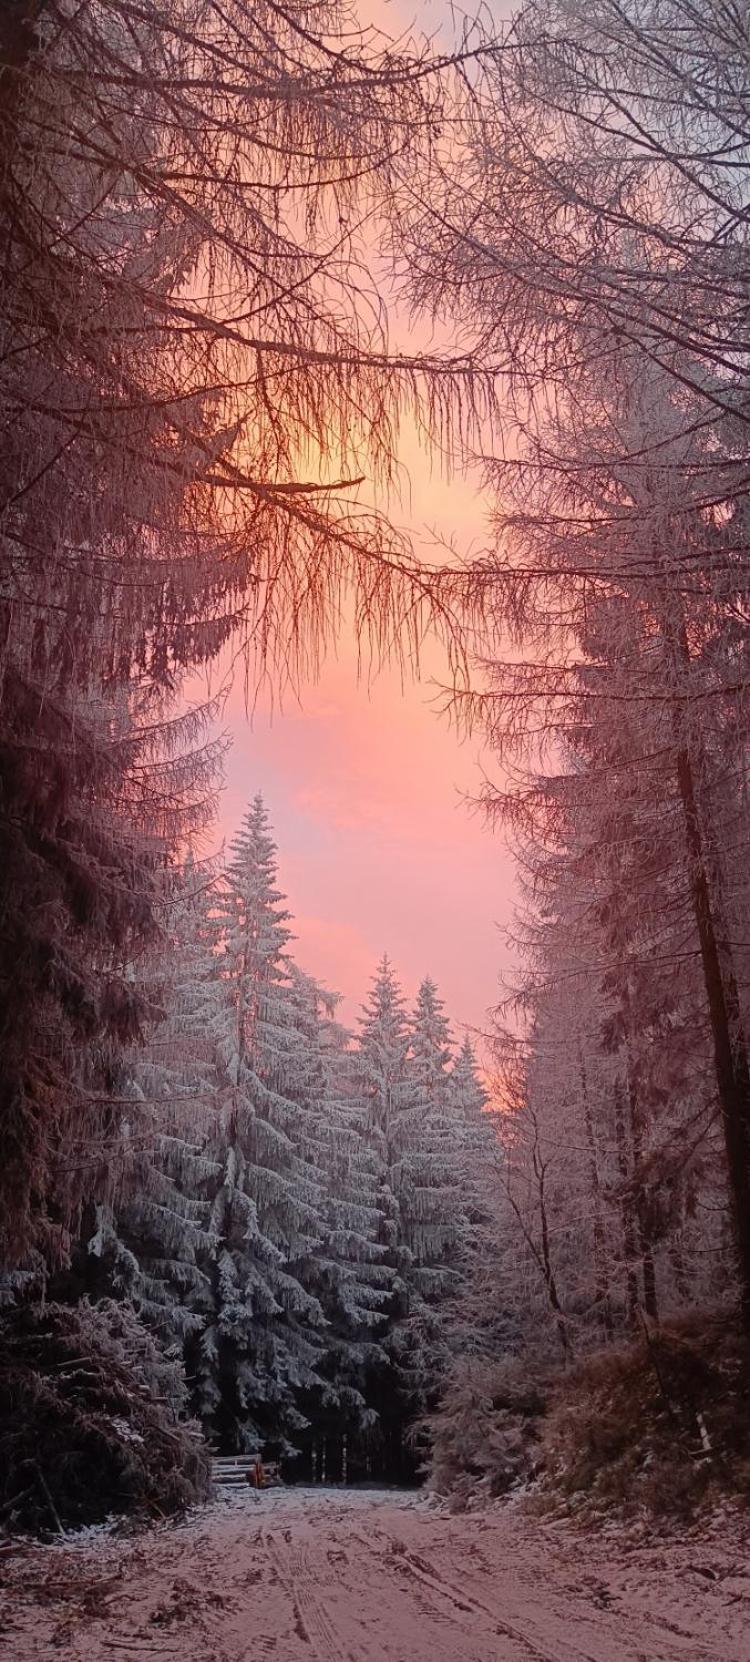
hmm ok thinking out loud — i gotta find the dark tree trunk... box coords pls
[675,744,750,1330]
[624,1054,658,1322]
[669,1236,690,1305]
[579,1046,614,1340]
[613,1080,640,1325]
[535,1153,570,1359]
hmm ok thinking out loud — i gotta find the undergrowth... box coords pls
[429,1312,750,1519]
[0,1299,210,1536]
[541,1313,750,1518]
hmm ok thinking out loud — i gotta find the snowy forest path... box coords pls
[3,1488,750,1662]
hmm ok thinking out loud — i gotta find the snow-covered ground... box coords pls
[3,1486,750,1661]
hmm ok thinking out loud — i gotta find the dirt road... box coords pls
[3,1487,750,1661]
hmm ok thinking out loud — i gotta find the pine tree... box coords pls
[354,962,471,1471]
[355,957,416,1471]
[406,978,465,1296]
[395,978,468,1417]
[84,866,224,1346]
[449,1036,496,1234]
[0,0,477,1280]
[191,797,328,1457]
[286,970,391,1478]
[401,0,750,1330]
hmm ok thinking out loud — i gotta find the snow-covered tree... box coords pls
[401,0,750,1327]
[449,1037,493,1218]
[286,970,391,1475]
[398,979,468,1388]
[405,978,462,1265]
[189,797,328,1456]
[0,0,483,1277]
[353,957,415,1467]
[82,866,224,1346]
[353,962,472,1467]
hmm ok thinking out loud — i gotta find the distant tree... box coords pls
[448,1035,497,1234]
[188,796,329,1456]
[354,962,475,1469]
[287,969,390,1477]
[397,978,467,1403]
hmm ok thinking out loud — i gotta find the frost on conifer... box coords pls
[353,963,471,1462]
[290,969,391,1452]
[66,801,504,1473]
[191,796,329,1456]
[94,865,224,1344]
[393,978,473,1414]
[449,1036,499,1234]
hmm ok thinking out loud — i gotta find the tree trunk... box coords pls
[624,1052,658,1322]
[669,1236,690,1305]
[675,744,750,1329]
[579,1045,614,1340]
[535,1155,570,1359]
[613,1079,640,1325]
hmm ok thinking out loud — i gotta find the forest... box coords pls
[2,0,750,1537]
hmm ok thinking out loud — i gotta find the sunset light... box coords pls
[3,0,750,1652]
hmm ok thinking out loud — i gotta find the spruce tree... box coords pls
[449,1036,497,1232]
[355,962,468,1470]
[287,971,391,1478]
[84,866,224,1347]
[192,797,328,1457]
[355,957,415,1471]
[0,0,475,1282]
[396,978,467,1417]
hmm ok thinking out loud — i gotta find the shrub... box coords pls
[540,1313,750,1517]
[0,1299,210,1535]
[427,1356,547,1508]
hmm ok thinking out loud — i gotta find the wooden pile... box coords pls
[211,1456,282,1489]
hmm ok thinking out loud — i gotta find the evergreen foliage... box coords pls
[0,0,478,1284]
[351,961,491,1470]
[63,804,499,1477]
[188,797,328,1458]
[0,1299,210,1535]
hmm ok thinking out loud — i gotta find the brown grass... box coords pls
[540,1312,750,1518]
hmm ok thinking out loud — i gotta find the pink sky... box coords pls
[219,424,516,1048]
[217,0,518,1050]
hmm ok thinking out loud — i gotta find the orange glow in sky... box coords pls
[218,0,517,1048]
[220,422,515,1046]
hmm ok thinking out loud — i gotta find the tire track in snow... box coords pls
[397,1537,720,1662]
[404,1544,720,1662]
[261,1523,359,1662]
[264,1511,519,1662]
[347,1521,715,1662]
[7,1491,750,1662]
[346,1520,556,1660]
[384,1536,562,1661]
